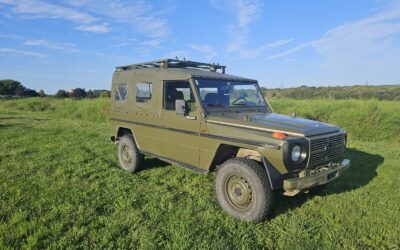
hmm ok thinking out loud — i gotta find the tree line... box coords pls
[0,79,110,99]
[262,85,400,101]
[3,79,400,101]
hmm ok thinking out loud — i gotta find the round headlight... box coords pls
[291,145,302,162]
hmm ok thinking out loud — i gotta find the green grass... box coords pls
[0,98,399,249]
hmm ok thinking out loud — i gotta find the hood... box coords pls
[206,113,340,137]
[250,113,339,137]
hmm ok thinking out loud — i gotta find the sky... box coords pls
[0,0,400,93]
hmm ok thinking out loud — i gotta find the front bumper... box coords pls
[283,159,350,194]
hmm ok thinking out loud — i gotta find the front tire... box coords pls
[117,134,144,172]
[215,158,274,223]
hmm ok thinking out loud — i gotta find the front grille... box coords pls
[308,134,345,167]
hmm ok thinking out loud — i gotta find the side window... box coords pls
[114,84,128,101]
[164,81,194,110]
[199,87,218,100]
[136,82,152,103]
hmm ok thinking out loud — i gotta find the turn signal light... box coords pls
[272,132,287,140]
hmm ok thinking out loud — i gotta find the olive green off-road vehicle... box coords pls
[110,59,350,222]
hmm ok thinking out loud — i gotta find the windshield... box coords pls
[195,78,267,110]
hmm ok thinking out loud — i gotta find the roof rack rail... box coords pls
[115,58,226,74]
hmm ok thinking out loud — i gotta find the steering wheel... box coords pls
[232,97,248,105]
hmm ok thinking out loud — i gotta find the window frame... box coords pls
[163,80,194,111]
[114,83,128,102]
[135,82,152,103]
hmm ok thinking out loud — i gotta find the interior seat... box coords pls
[204,93,218,106]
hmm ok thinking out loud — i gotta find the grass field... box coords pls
[0,98,399,249]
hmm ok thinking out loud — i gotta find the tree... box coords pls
[87,89,94,98]
[38,89,46,97]
[99,90,111,98]
[55,89,68,98]
[70,88,87,99]
[23,89,39,97]
[0,79,23,95]
[15,85,26,96]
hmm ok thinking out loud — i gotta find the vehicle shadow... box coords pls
[0,116,50,121]
[271,147,384,218]
[0,123,13,128]
[140,157,169,172]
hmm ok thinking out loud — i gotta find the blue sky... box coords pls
[0,0,400,93]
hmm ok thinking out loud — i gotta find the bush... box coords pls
[99,91,110,98]
[0,79,23,95]
[70,88,87,99]
[55,90,69,98]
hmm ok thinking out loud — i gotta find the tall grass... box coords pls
[0,98,110,122]
[271,99,400,143]
[1,97,399,142]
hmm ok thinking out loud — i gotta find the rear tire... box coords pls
[215,158,274,223]
[117,134,144,172]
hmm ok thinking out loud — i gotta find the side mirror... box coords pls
[175,99,186,115]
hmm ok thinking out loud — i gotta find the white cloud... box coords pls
[0,33,24,40]
[0,0,108,33]
[211,0,261,52]
[65,0,170,38]
[76,23,109,33]
[226,34,247,53]
[240,38,293,58]
[312,3,400,62]
[142,39,164,48]
[0,47,47,58]
[265,2,400,65]
[190,44,217,59]
[236,0,261,28]
[310,3,400,83]
[267,39,294,48]
[24,39,78,52]
[262,2,400,84]
[0,0,96,23]
[265,42,312,61]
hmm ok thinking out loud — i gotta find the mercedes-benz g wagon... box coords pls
[110,59,350,222]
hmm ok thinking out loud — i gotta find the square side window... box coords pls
[115,84,128,101]
[136,82,152,103]
[164,81,193,110]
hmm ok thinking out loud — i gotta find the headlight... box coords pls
[291,145,302,162]
[283,139,309,170]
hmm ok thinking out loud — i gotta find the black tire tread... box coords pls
[117,134,144,172]
[215,157,274,223]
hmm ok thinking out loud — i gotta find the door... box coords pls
[159,80,201,167]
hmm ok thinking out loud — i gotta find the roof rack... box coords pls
[115,58,226,74]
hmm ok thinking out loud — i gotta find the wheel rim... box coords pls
[121,143,133,165]
[225,175,253,210]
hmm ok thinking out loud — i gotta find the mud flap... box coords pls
[262,157,284,190]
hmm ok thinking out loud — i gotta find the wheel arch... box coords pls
[113,127,134,141]
[209,144,262,170]
[209,143,281,190]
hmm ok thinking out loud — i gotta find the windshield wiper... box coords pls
[206,103,225,107]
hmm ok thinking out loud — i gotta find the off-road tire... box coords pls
[215,158,274,223]
[117,134,144,172]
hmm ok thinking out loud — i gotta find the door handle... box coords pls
[185,115,197,120]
